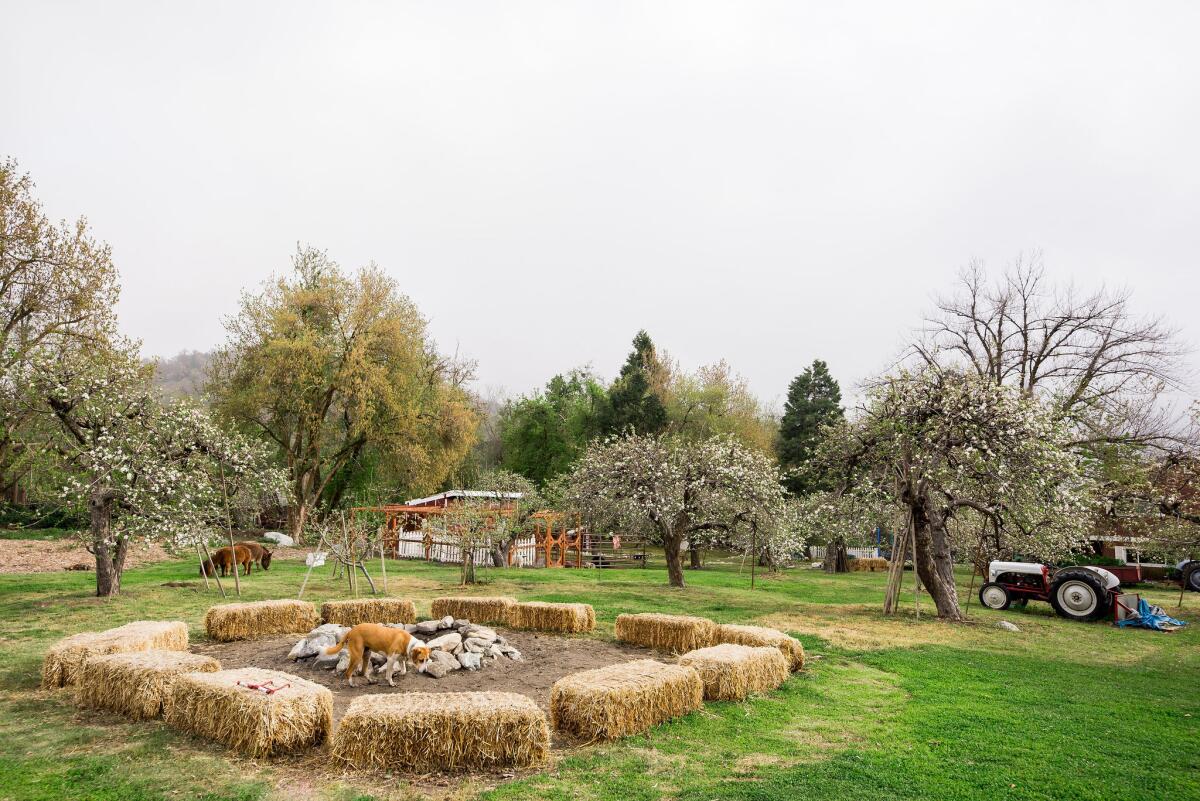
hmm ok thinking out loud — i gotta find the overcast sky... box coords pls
[3,2,1198,408]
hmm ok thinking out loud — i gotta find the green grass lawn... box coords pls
[0,554,1197,801]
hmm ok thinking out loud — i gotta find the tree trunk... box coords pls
[823,537,849,573]
[461,551,476,585]
[491,537,512,568]
[688,536,702,569]
[90,492,127,597]
[911,500,963,620]
[664,534,685,588]
[287,502,309,545]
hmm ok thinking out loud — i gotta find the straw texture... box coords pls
[320,598,417,626]
[614,613,716,654]
[712,624,806,672]
[42,621,189,689]
[204,599,319,642]
[678,644,788,701]
[850,557,889,572]
[77,650,220,719]
[550,659,703,740]
[164,667,333,757]
[430,596,517,625]
[508,601,595,633]
[332,691,550,772]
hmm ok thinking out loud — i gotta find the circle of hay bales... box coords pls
[204,599,320,642]
[678,643,788,701]
[430,596,517,626]
[712,623,805,671]
[42,621,189,689]
[77,650,220,720]
[549,659,704,741]
[614,612,716,654]
[320,598,417,627]
[164,667,333,757]
[332,691,550,772]
[508,601,595,633]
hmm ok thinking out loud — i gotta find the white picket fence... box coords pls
[809,545,881,561]
[394,531,538,565]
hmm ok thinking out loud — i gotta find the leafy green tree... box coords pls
[777,359,843,494]
[598,330,668,436]
[0,158,119,503]
[499,369,605,486]
[208,247,478,540]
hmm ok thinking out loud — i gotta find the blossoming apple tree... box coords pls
[33,340,285,596]
[564,433,791,587]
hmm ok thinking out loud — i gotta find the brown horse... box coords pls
[239,542,273,571]
[200,544,254,577]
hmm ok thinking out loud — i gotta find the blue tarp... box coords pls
[1117,597,1188,631]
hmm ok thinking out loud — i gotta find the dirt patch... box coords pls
[192,628,670,724]
[0,539,171,574]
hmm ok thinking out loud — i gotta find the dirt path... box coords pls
[0,538,172,573]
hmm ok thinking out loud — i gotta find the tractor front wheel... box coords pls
[1049,569,1111,622]
[979,582,1011,610]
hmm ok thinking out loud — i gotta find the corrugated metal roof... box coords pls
[405,489,525,505]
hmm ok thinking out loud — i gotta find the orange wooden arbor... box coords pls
[525,511,584,568]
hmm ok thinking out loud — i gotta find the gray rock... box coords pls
[504,649,523,661]
[313,649,342,669]
[415,619,440,634]
[440,615,455,629]
[263,531,294,546]
[488,643,503,658]
[423,649,460,678]
[464,626,498,642]
[996,621,1021,633]
[457,652,482,670]
[453,618,470,629]
[335,651,350,673]
[425,632,462,652]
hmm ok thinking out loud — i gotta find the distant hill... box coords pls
[152,350,212,397]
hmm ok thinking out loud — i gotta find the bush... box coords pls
[0,504,86,530]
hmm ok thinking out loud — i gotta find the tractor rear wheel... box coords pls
[1050,569,1111,622]
[1184,564,1200,593]
[979,582,1011,610]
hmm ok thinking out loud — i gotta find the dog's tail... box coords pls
[323,631,351,655]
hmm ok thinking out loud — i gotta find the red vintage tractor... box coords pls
[978,561,1122,622]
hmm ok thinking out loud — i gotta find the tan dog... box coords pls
[323,623,432,687]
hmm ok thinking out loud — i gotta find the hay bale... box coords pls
[429,596,517,626]
[614,613,716,654]
[41,621,189,689]
[678,644,788,701]
[164,667,332,757]
[204,599,319,642]
[550,659,703,740]
[850,557,889,572]
[320,598,417,627]
[712,623,806,672]
[77,650,220,719]
[508,601,595,633]
[332,691,549,772]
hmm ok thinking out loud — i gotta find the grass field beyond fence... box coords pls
[0,553,1196,801]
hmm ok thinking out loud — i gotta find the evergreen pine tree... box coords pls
[599,330,668,435]
[777,359,843,494]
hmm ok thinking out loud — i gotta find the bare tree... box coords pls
[915,255,1190,449]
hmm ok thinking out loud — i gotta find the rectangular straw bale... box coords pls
[712,623,806,671]
[614,613,716,654]
[508,601,595,633]
[550,659,703,740]
[320,598,417,627]
[164,667,332,757]
[77,650,220,719]
[42,621,189,689]
[204,599,319,642]
[850,557,889,572]
[678,644,788,701]
[430,596,517,625]
[332,692,549,772]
